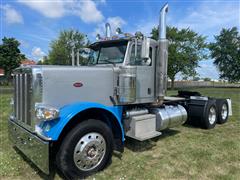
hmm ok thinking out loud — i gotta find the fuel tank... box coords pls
[150,105,187,131]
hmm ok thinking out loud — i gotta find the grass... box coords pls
[0,88,239,180]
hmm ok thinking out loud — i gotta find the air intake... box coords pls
[105,23,112,38]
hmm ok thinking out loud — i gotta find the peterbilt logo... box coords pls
[73,82,83,87]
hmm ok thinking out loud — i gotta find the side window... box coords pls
[129,44,141,65]
[129,44,152,66]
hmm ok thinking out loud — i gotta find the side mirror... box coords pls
[141,37,150,59]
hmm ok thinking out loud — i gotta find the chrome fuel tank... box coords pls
[151,105,187,131]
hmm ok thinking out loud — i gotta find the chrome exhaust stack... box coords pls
[155,3,169,104]
[105,23,112,38]
[159,3,168,39]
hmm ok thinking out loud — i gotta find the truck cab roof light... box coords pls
[112,35,119,40]
[124,33,133,37]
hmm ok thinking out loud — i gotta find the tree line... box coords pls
[0,26,239,88]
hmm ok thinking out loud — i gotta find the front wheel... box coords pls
[56,119,114,179]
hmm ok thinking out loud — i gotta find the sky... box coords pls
[1,0,239,80]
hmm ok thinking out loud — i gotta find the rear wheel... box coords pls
[216,99,229,124]
[202,100,217,129]
[56,119,114,179]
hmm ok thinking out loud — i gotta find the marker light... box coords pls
[124,33,133,37]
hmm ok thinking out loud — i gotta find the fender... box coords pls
[38,102,124,141]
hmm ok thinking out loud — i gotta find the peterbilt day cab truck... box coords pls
[9,4,232,179]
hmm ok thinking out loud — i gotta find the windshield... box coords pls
[86,41,128,65]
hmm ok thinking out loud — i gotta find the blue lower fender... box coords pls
[39,102,124,141]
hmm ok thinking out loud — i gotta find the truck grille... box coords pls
[13,73,32,127]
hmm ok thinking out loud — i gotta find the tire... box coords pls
[216,99,229,124]
[201,100,217,129]
[56,119,114,179]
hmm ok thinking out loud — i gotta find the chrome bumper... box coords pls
[8,119,49,174]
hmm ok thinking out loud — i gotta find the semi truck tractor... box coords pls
[9,3,232,179]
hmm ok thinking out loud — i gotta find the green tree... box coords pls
[37,56,50,65]
[193,76,200,81]
[151,26,208,89]
[203,77,211,81]
[209,27,240,82]
[47,29,88,65]
[0,37,25,83]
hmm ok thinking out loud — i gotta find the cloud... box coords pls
[171,1,239,38]
[18,0,65,18]
[31,47,46,60]
[107,17,126,31]
[93,16,126,37]
[1,4,24,24]
[18,0,104,23]
[128,1,239,39]
[71,0,104,23]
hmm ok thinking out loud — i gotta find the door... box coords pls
[128,42,156,103]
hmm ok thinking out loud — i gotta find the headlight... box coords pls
[35,104,59,121]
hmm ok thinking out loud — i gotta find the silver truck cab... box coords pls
[87,37,159,104]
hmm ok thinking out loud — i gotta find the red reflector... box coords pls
[73,82,83,87]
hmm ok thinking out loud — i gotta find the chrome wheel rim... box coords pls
[208,106,217,125]
[73,132,106,171]
[221,104,228,120]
